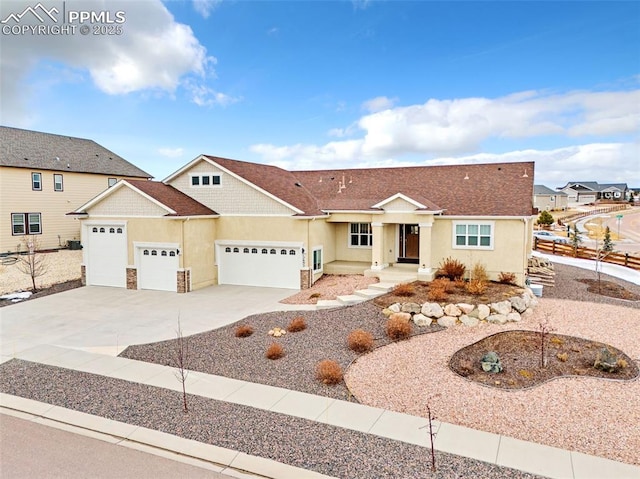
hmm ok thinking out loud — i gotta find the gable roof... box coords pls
[0,126,151,178]
[74,180,217,217]
[558,181,628,193]
[534,185,567,196]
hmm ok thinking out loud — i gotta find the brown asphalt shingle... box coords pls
[127,180,217,216]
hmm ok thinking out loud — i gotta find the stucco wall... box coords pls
[183,218,217,289]
[168,159,296,215]
[0,167,139,253]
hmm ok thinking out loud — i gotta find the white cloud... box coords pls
[362,96,397,113]
[192,0,221,19]
[157,147,184,158]
[0,0,229,124]
[186,82,241,107]
[267,27,279,36]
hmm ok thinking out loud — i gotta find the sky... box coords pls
[1,0,639,188]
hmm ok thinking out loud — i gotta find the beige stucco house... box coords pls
[533,185,568,212]
[0,126,151,254]
[72,155,536,293]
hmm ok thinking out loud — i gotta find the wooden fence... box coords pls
[558,204,629,224]
[533,239,640,271]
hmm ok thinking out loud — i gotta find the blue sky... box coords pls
[1,0,638,187]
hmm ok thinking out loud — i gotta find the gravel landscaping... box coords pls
[0,360,542,479]
[0,249,82,295]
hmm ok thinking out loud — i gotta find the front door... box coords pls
[398,224,419,263]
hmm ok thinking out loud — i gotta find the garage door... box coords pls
[86,225,127,288]
[138,247,179,292]
[218,243,301,289]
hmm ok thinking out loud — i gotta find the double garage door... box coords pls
[86,224,178,292]
[217,243,301,289]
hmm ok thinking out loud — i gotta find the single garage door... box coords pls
[138,247,179,292]
[86,225,127,288]
[218,244,301,289]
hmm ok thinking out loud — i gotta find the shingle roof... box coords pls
[0,126,151,178]
[534,185,566,196]
[127,180,217,216]
[200,157,535,217]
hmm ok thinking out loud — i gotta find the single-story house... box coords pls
[71,156,536,292]
[533,185,568,212]
[0,126,151,253]
[557,181,629,205]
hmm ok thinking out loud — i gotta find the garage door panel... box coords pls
[87,225,127,288]
[218,245,300,289]
[138,248,178,292]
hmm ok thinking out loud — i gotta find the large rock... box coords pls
[507,312,522,322]
[487,314,508,324]
[389,312,411,322]
[481,351,503,373]
[477,304,491,320]
[388,303,401,313]
[401,302,422,314]
[412,313,432,327]
[490,300,512,315]
[437,316,457,328]
[421,302,444,318]
[381,308,394,317]
[457,303,475,314]
[460,315,479,327]
[509,296,527,313]
[443,304,462,317]
[594,347,620,372]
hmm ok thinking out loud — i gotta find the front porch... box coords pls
[323,261,429,284]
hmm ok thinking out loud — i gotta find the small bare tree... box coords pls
[419,395,440,472]
[174,318,189,413]
[16,236,48,292]
[594,226,615,293]
[538,317,555,368]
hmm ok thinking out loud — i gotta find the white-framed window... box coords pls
[453,221,494,250]
[190,174,222,187]
[108,178,117,187]
[349,223,372,247]
[53,174,63,191]
[12,213,41,235]
[31,172,42,191]
[312,246,323,273]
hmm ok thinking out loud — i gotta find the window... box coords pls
[312,247,323,273]
[262,248,268,254]
[108,178,117,187]
[190,174,221,187]
[32,172,42,191]
[202,175,210,186]
[11,213,41,235]
[92,227,98,233]
[143,250,149,255]
[151,250,157,256]
[212,175,221,185]
[243,248,250,253]
[225,247,231,253]
[289,250,296,255]
[281,249,287,255]
[191,176,200,186]
[349,223,372,247]
[270,249,276,254]
[453,222,494,249]
[251,248,258,254]
[169,251,176,257]
[99,227,105,233]
[161,250,167,256]
[109,228,115,233]
[233,247,239,253]
[116,227,123,233]
[53,174,63,191]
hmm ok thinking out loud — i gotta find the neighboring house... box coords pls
[557,181,629,205]
[533,185,568,212]
[0,126,152,254]
[72,156,536,293]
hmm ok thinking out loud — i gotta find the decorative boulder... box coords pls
[412,313,432,327]
[481,351,503,373]
[401,302,422,314]
[460,315,479,327]
[457,303,475,315]
[437,316,457,328]
[390,312,411,322]
[506,312,522,322]
[487,314,508,324]
[421,302,444,318]
[594,347,620,373]
[509,296,527,313]
[381,308,395,318]
[444,304,462,317]
[490,300,512,316]
[388,303,401,313]
[476,304,491,320]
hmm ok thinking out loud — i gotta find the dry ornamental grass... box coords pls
[348,329,375,354]
[386,315,412,341]
[287,316,307,333]
[316,360,343,385]
[265,343,285,360]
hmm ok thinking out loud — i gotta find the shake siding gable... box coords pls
[168,160,298,215]
[87,186,170,217]
[381,197,420,212]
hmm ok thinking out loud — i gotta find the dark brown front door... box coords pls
[399,224,419,263]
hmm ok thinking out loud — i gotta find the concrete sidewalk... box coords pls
[2,345,638,479]
[532,251,640,285]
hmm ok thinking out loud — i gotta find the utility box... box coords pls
[68,240,82,250]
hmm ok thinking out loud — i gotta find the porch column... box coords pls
[370,222,385,270]
[418,221,435,280]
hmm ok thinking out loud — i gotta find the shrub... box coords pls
[287,316,307,333]
[465,279,487,296]
[308,292,321,299]
[437,257,466,280]
[392,283,415,297]
[498,272,517,285]
[454,277,467,289]
[427,285,448,302]
[617,358,628,369]
[470,262,488,283]
[348,329,374,353]
[316,360,343,385]
[518,369,533,379]
[557,352,569,362]
[386,315,412,341]
[537,210,554,227]
[235,325,254,338]
[265,343,284,360]
[431,277,454,293]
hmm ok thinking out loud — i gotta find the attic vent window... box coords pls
[191,174,221,187]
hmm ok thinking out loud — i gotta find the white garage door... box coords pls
[86,225,127,288]
[218,243,301,289]
[138,247,179,292]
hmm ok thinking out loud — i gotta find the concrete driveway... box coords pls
[0,285,313,359]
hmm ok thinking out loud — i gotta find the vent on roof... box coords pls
[24,157,28,161]
[67,163,70,169]
[55,156,60,161]
[295,182,302,187]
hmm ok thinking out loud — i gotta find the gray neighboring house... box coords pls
[0,126,152,253]
[556,181,629,205]
[533,185,568,212]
